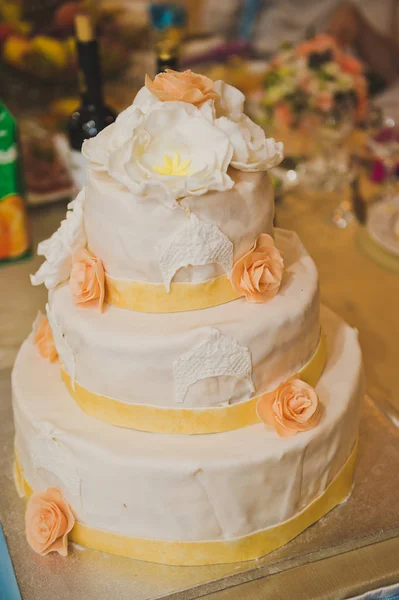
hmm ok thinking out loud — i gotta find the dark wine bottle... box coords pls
[67,14,116,190]
[156,52,179,74]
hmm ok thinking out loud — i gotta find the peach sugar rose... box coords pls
[69,248,105,311]
[145,69,219,106]
[25,487,75,556]
[257,378,321,438]
[231,234,284,303]
[34,315,58,363]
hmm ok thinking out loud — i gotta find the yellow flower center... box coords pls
[152,152,193,177]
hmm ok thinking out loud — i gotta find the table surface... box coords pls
[0,188,399,598]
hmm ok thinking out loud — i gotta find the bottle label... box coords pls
[0,144,19,199]
[0,107,30,261]
[70,149,88,191]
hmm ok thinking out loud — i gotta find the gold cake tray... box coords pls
[1,367,399,600]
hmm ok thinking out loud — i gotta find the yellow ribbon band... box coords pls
[105,273,242,313]
[61,331,327,435]
[15,440,357,566]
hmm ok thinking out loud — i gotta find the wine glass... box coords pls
[315,100,355,190]
[367,109,399,202]
[300,99,356,227]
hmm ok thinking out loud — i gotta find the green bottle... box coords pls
[0,100,30,263]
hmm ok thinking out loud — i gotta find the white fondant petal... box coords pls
[132,86,162,113]
[82,106,146,171]
[173,329,254,404]
[217,115,284,172]
[31,189,86,289]
[213,80,245,120]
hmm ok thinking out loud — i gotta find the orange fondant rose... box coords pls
[231,234,284,303]
[69,248,105,311]
[25,487,75,556]
[257,378,321,438]
[34,315,58,363]
[145,69,219,106]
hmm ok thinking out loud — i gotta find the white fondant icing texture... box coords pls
[48,230,320,409]
[12,307,364,542]
[84,168,275,283]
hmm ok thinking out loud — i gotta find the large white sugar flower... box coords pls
[82,106,145,171]
[216,114,284,171]
[133,85,162,113]
[108,102,234,208]
[85,75,283,190]
[31,189,86,289]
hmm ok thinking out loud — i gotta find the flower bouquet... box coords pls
[261,34,368,156]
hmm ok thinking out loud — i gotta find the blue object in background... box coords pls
[0,523,21,600]
[238,0,260,41]
[149,4,186,31]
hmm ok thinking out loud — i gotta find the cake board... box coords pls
[1,367,398,600]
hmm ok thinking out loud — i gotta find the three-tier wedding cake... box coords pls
[12,70,364,565]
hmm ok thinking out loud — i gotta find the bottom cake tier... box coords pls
[12,306,364,566]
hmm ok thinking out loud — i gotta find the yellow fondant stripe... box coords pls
[15,440,357,566]
[61,331,327,435]
[105,273,242,313]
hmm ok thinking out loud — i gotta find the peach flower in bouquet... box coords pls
[262,34,368,131]
[274,103,294,128]
[296,33,340,59]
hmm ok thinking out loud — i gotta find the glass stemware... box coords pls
[300,99,356,227]
[314,101,355,189]
[367,111,399,202]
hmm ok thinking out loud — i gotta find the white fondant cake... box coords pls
[84,168,274,283]
[14,70,363,566]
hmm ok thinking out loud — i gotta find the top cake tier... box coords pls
[84,168,274,283]
[81,72,283,285]
[31,70,284,311]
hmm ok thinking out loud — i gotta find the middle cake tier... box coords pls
[48,229,320,412]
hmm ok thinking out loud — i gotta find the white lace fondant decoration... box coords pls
[29,421,81,499]
[46,303,75,382]
[173,329,254,404]
[156,213,234,291]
